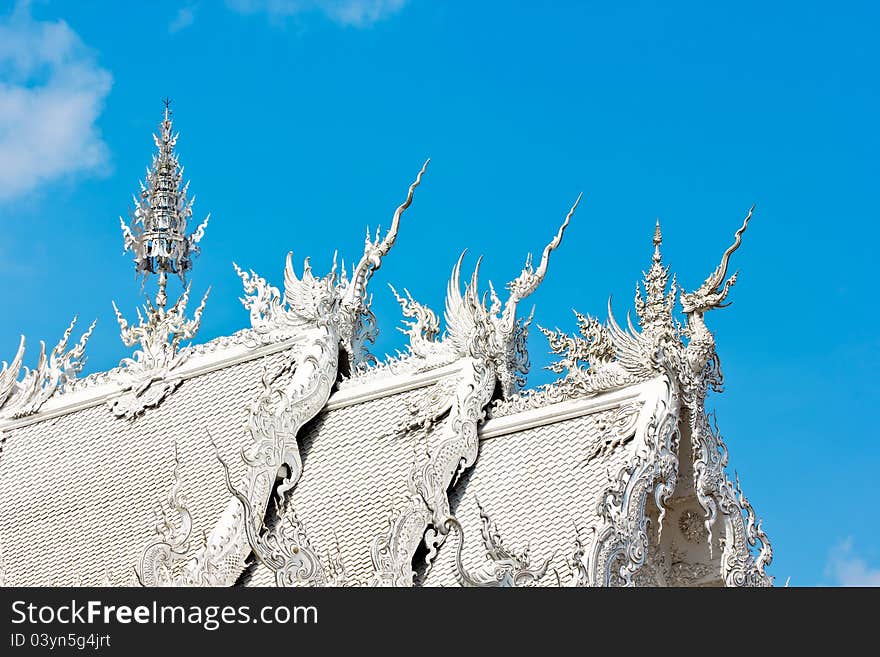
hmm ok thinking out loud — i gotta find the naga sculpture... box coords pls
[137,160,430,586]
[680,206,753,375]
[678,206,772,586]
[535,211,771,586]
[370,195,580,586]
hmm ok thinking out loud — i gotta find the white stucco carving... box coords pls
[547,213,772,586]
[110,283,210,419]
[0,317,94,420]
[137,161,431,586]
[0,103,774,588]
[370,197,580,586]
[449,500,550,587]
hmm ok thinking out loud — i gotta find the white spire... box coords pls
[120,99,209,307]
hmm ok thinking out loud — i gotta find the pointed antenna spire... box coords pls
[653,218,662,260]
[119,99,210,308]
[635,217,675,334]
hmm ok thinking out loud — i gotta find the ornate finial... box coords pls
[653,218,662,259]
[111,102,211,419]
[119,101,210,308]
[635,217,675,334]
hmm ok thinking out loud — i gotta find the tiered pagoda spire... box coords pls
[120,99,209,308]
[634,218,677,337]
[111,101,211,419]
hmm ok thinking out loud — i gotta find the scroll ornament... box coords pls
[219,453,351,587]
[448,500,550,587]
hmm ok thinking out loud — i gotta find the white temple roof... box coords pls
[0,108,773,588]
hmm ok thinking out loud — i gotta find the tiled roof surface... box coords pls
[422,408,637,587]
[0,349,291,586]
[242,386,442,586]
[0,341,646,587]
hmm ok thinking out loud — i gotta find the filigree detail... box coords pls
[232,264,287,343]
[669,560,713,586]
[61,329,261,395]
[680,206,753,376]
[136,447,221,586]
[109,283,210,419]
[539,226,686,587]
[577,374,680,586]
[485,381,574,418]
[0,317,94,420]
[559,528,590,587]
[668,546,714,586]
[538,220,682,403]
[448,501,550,587]
[585,403,641,462]
[179,339,338,586]
[635,219,678,335]
[176,163,428,586]
[389,284,441,358]
[120,102,209,285]
[631,541,669,587]
[370,202,577,586]
[470,194,580,398]
[715,473,772,587]
[546,210,772,587]
[370,357,494,586]
[678,207,773,587]
[218,453,350,587]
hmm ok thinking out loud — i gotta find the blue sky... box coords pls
[0,0,877,586]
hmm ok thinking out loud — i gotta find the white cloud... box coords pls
[0,2,112,203]
[225,0,407,28]
[825,538,880,587]
[169,5,197,34]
